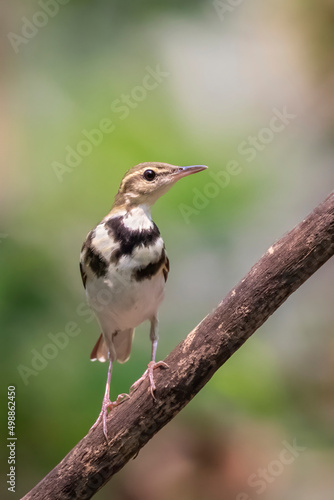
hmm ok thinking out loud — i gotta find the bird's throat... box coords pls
[121,204,153,232]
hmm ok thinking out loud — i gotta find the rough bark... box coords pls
[22,192,334,500]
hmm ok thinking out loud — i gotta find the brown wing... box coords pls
[80,262,87,288]
[163,255,170,282]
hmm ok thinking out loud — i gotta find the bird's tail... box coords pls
[90,329,135,363]
[90,334,108,362]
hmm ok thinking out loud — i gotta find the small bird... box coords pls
[80,162,207,440]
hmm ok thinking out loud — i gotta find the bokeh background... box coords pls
[1,1,334,499]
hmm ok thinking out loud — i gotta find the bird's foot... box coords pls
[90,392,129,442]
[130,360,169,399]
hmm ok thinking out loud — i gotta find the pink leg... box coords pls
[90,360,129,441]
[130,323,169,399]
[130,359,168,399]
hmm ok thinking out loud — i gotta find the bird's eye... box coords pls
[143,169,156,181]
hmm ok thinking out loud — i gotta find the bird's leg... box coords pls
[147,338,169,397]
[130,316,168,399]
[90,359,129,441]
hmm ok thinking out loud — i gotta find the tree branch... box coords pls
[23,192,334,500]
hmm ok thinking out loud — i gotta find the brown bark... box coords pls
[22,191,334,500]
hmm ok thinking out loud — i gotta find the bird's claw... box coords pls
[130,360,169,399]
[90,392,129,442]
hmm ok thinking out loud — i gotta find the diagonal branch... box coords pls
[22,192,334,500]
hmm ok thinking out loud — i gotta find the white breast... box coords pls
[86,264,166,334]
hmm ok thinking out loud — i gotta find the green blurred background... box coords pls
[1,1,334,499]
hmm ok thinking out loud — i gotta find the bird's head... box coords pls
[113,162,208,209]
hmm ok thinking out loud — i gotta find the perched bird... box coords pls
[80,162,207,440]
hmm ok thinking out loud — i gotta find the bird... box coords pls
[80,162,207,440]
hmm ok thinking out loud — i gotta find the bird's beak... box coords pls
[172,165,208,180]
